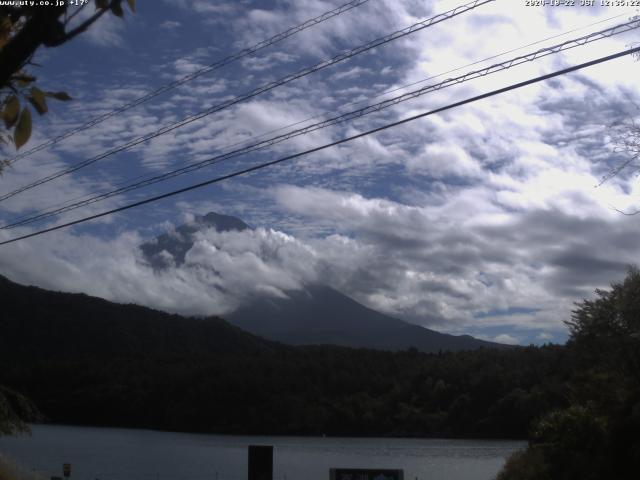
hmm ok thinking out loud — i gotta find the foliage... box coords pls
[0,347,570,439]
[497,267,640,479]
[0,453,43,480]
[0,385,40,436]
[1,86,70,151]
[0,1,135,171]
[566,266,640,384]
[496,448,551,480]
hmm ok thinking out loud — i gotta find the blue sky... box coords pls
[2,0,640,345]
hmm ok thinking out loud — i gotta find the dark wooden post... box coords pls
[248,445,273,480]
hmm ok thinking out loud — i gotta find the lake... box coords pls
[0,425,524,480]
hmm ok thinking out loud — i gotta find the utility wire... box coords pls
[0,0,494,203]
[6,0,373,165]
[5,5,632,230]
[1,45,638,247]
[135,9,635,171]
[11,7,620,228]
[4,17,638,230]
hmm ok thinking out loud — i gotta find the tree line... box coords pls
[0,274,569,439]
[1,269,639,479]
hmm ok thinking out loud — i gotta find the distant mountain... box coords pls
[140,212,251,269]
[229,285,508,352]
[140,212,509,353]
[0,274,273,359]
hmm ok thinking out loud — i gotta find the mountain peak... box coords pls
[139,215,511,352]
[140,212,250,269]
[199,212,252,231]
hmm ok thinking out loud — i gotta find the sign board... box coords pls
[330,469,404,480]
[63,464,71,478]
[248,445,273,480]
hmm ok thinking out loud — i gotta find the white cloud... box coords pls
[71,7,127,48]
[2,0,640,347]
[407,143,482,178]
[492,334,520,346]
[160,20,181,30]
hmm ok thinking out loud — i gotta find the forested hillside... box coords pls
[0,275,569,438]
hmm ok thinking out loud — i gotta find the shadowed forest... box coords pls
[0,274,566,438]
[1,269,639,480]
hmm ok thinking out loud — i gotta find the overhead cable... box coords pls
[6,0,374,164]
[4,16,638,230]
[0,0,494,203]
[1,45,637,246]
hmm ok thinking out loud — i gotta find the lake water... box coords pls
[0,425,524,480]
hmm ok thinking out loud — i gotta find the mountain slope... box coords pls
[229,285,508,352]
[0,274,273,359]
[139,211,509,353]
[0,274,561,438]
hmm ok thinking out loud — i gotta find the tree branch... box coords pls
[0,7,66,88]
[50,6,110,47]
[64,2,89,26]
[0,1,118,88]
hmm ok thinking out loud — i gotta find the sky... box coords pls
[2,0,640,345]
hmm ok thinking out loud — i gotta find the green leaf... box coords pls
[28,87,48,115]
[95,0,109,9]
[127,0,135,13]
[111,1,124,17]
[0,17,12,49]
[45,91,72,101]
[12,74,36,87]
[3,95,20,129]
[14,107,32,150]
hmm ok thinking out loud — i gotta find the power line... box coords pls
[1,45,637,247]
[4,16,638,230]
[0,0,494,203]
[10,7,624,228]
[136,9,637,171]
[1,0,491,200]
[5,0,373,165]
[10,5,608,229]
